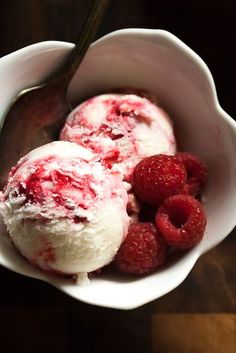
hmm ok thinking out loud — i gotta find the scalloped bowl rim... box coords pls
[0,28,235,309]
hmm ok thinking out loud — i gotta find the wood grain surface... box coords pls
[0,1,235,352]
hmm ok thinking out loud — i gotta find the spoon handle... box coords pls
[53,0,110,85]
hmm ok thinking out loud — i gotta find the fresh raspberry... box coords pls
[133,154,187,206]
[155,194,206,249]
[176,152,207,197]
[116,222,167,275]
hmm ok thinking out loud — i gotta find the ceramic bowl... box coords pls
[0,29,235,310]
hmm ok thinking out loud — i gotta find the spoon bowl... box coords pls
[0,29,235,310]
[0,0,109,188]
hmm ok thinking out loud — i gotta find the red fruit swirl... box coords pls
[17,157,96,212]
[60,96,138,165]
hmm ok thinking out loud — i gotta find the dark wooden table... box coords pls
[0,1,235,352]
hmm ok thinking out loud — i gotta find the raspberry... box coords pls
[116,222,167,275]
[133,154,187,206]
[176,152,207,197]
[155,194,206,249]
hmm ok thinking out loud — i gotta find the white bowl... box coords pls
[0,29,235,310]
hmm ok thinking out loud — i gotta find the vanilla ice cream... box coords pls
[1,141,129,278]
[60,94,176,180]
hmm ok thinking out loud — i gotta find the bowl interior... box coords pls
[70,30,236,254]
[0,29,235,309]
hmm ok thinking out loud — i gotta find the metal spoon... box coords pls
[0,0,109,189]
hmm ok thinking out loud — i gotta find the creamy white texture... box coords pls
[1,141,129,275]
[24,140,94,162]
[3,198,128,274]
[61,94,176,180]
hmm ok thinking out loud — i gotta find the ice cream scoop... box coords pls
[60,93,176,180]
[1,141,129,279]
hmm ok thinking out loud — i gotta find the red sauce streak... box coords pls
[18,157,96,209]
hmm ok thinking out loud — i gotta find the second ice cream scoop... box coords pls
[60,93,177,180]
